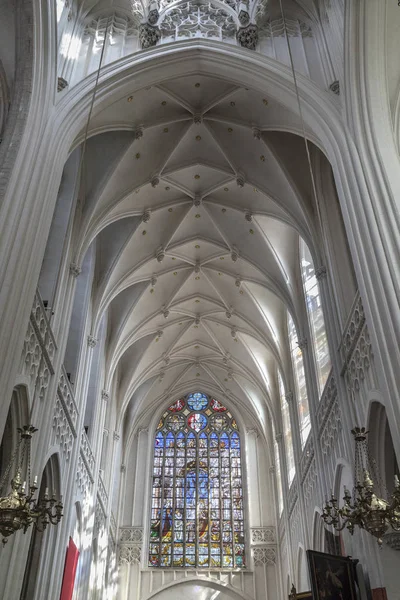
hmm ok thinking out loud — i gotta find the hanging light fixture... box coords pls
[321,427,400,545]
[0,425,63,546]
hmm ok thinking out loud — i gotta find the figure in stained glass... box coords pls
[149,391,245,569]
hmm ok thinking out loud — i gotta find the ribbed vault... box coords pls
[71,71,325,439]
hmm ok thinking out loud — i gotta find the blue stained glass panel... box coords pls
[149,392,244,569]
[187,392,208,410]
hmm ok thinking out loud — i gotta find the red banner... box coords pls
[60,537,80,600]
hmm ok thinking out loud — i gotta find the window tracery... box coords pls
[288,313,311,448]
[149,392,245,568]
[300,240,331,396]
[278,373,295,486]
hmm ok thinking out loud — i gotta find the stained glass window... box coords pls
[300,239,331,396]
[149,392,245,569]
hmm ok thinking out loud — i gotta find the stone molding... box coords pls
[98,472,108,512]
[316,371,337,430]
[340,294,373,393]
[58,367,78,433]
[288,480,298,517]
[120,527,144,543]
[119,527,144,565]
[320,396,341,456]
[80,429,95,481]
[95,497,106,534]
[76,453,93,496]
[253,546,276,566]
[251,527,275,544]
[20,291,56,403]
[300,434,314,482]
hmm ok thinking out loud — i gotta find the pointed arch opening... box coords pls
[149,392,245,569]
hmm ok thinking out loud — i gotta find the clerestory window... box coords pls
[149,392,245,569]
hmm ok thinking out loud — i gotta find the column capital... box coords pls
[285,391,294,403]
[69,262,81,277]
[102,389,109,401]
[297,337,308,350]
[246,427,259,437]
[315,265,327,280]
[87,335,98,348]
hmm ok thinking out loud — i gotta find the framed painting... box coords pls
[288,591,313,600]
[307,550,357,600]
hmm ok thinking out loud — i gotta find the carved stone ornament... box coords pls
[135,126,144,139]
[245,210,252,222]
[148,8,159,25]
[285,391,294,403]
[69,262,81,277]
[142,209,151,223]
[252,527,275,543]
[193,114,203,125]
[139,22,161,48]
[252,127,261,140]
[113,431,120,441]
[151,176,160,188]
[119,544,141,565]
[57,77,68,92]
[231,246,239,262]
[87,335,98,348]
[101,389,110,401]
[253,546,276,566]
[237,24,258,51]
[238,9,250,26]
[329,80,340,95]
[297,337,307,350]
[315,265,327,280]
[120,526,144,543]
[155,246,165,262]
[236,175,245,187]
[159,2,236,41]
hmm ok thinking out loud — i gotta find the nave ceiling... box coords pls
[70,69,328,441]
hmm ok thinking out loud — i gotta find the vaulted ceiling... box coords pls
[73,71,324,437]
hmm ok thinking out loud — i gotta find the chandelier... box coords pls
[0,425,63,546]
[322,427,400,545]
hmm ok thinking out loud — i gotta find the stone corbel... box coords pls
[237,24,259,51]
[139,22,161,48]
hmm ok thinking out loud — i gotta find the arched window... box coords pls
[278,372,295,486]
[300,240,331,395]
[272,423,284,516]
[149,392,245,569]
[288,313,311,448]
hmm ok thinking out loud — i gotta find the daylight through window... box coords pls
[149,392,245,568]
